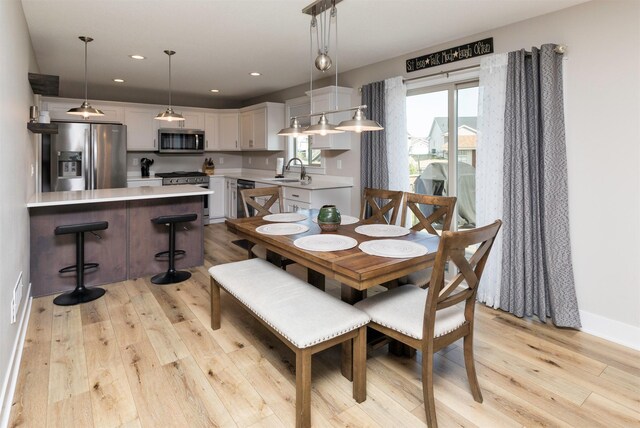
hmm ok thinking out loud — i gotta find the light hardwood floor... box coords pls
[8,223,640,427]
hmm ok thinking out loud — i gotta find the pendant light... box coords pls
[278,0,383,136]
[155,50,184,122]
[336,106,383,132]
[67,36,104,118]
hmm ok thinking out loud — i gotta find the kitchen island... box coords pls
[28,185,212,297]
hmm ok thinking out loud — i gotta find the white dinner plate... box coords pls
[256,223,309,236]
[263,212,308,222]
[312,214,360,225]
[355,224,410,237]
[358,239,428,258]
[294,235,358,252]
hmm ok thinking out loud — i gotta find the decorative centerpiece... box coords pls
[317,205,341,232]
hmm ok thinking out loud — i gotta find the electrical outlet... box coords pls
[265,158,269,165]
[248,157,252,165]
[11,272,23,324]
[337,159,342,170]
[219,157,224,165]
[31,164,34,176]
[132,158,139,166]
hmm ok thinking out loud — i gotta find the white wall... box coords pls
[251,0,640,341]
[0,0,39,421]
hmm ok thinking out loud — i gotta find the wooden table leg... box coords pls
[307,269,325,291]
[340,284,364,381]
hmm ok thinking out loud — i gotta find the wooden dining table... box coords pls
[226,209,441,378]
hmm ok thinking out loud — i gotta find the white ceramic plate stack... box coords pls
[354,224,410,237]
[263,213,308,222]
[294,235,358,252]
[256,224,309,236]
[312,214,360,225]
[358,239,428,258]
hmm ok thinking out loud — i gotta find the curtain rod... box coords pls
[402,64,480,84]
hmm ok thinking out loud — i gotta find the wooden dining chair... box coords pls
[359,188,403,225]
[239,186,293,268]
[400,193,457,288]
[355,220,502,428]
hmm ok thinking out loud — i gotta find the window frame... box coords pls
[284,96,326,175]
[406,74,479,232]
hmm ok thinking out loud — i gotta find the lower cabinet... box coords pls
[225,178,238,219]
[209,176,226,223]
[282,186,352,215]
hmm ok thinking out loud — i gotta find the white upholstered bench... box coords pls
[208,258,369,428]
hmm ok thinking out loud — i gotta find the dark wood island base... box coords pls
[29,195,204,297]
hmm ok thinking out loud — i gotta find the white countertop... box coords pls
[27,185,213,208]
[219,172,353,190]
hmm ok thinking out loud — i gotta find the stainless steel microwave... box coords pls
[157,128,205,153]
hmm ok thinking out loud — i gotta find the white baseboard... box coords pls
[579,309,640,351]
[0,288,32,428]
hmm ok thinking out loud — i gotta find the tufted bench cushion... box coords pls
[208,258,369,348]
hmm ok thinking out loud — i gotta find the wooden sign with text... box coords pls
[406,38,494,73]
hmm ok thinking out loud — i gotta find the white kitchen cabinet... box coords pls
[306,86,355,150]
[282,185,351,215]
[225,178,238,218]
[44,98,124,123]
[239,102,284,151]
[209,176,226,223]
[204,113,219,151]
[124,107,159,151]
[158,109,204,129]
[218,112,240,151]
[126,178,162,187]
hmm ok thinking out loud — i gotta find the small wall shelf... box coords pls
[27,123,58,134]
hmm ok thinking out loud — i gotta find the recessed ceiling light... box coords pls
[129,54,145,60]
[249,72,261,76]
[113,78,125,83]
[209,89,220,93]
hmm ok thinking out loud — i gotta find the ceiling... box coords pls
[21,0,587,106]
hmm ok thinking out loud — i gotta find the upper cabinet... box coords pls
[306,86,355,150]
[204,113,219,151]
[124,107,158,151]
[218,111,240,151]
[44,98,124,123]
[239,102,284,151]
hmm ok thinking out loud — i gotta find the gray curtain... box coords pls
[360,81,388,191]
[500,44,581,328]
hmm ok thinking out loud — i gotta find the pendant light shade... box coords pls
[156,50,184,122]
[278,117,305,136]
[67,36,104,119]
[336,107,383,132]
[304,113,344,136]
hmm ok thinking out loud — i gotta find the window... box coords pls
[406,77,479,232]
[285,96,323,171]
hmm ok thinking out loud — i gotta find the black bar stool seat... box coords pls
[54,221,108,306]
[151,213,197,285]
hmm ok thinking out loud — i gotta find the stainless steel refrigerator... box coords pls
[42,122,127,191]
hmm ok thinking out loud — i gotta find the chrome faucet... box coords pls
[285,157,307,181]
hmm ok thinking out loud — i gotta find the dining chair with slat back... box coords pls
[239,186,295,270]
[359,188,403,225]
[355,220,502,428]
[400,193,457,288]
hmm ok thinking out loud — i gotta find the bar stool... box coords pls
[54,221,108,306]
[151,213,198,284]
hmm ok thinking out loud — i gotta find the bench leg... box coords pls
[210,277,221,330]
[352,326,367,403]
[340,284,364,381]
[295,349,312,428]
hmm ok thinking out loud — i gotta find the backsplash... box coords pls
[241,151,286,172]
[126,152,243,175]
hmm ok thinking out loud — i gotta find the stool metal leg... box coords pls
[54,231,106,306]
[151,222,192,285]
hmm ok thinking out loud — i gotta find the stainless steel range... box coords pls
[156,171,210,222]
[155,171,209,186]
